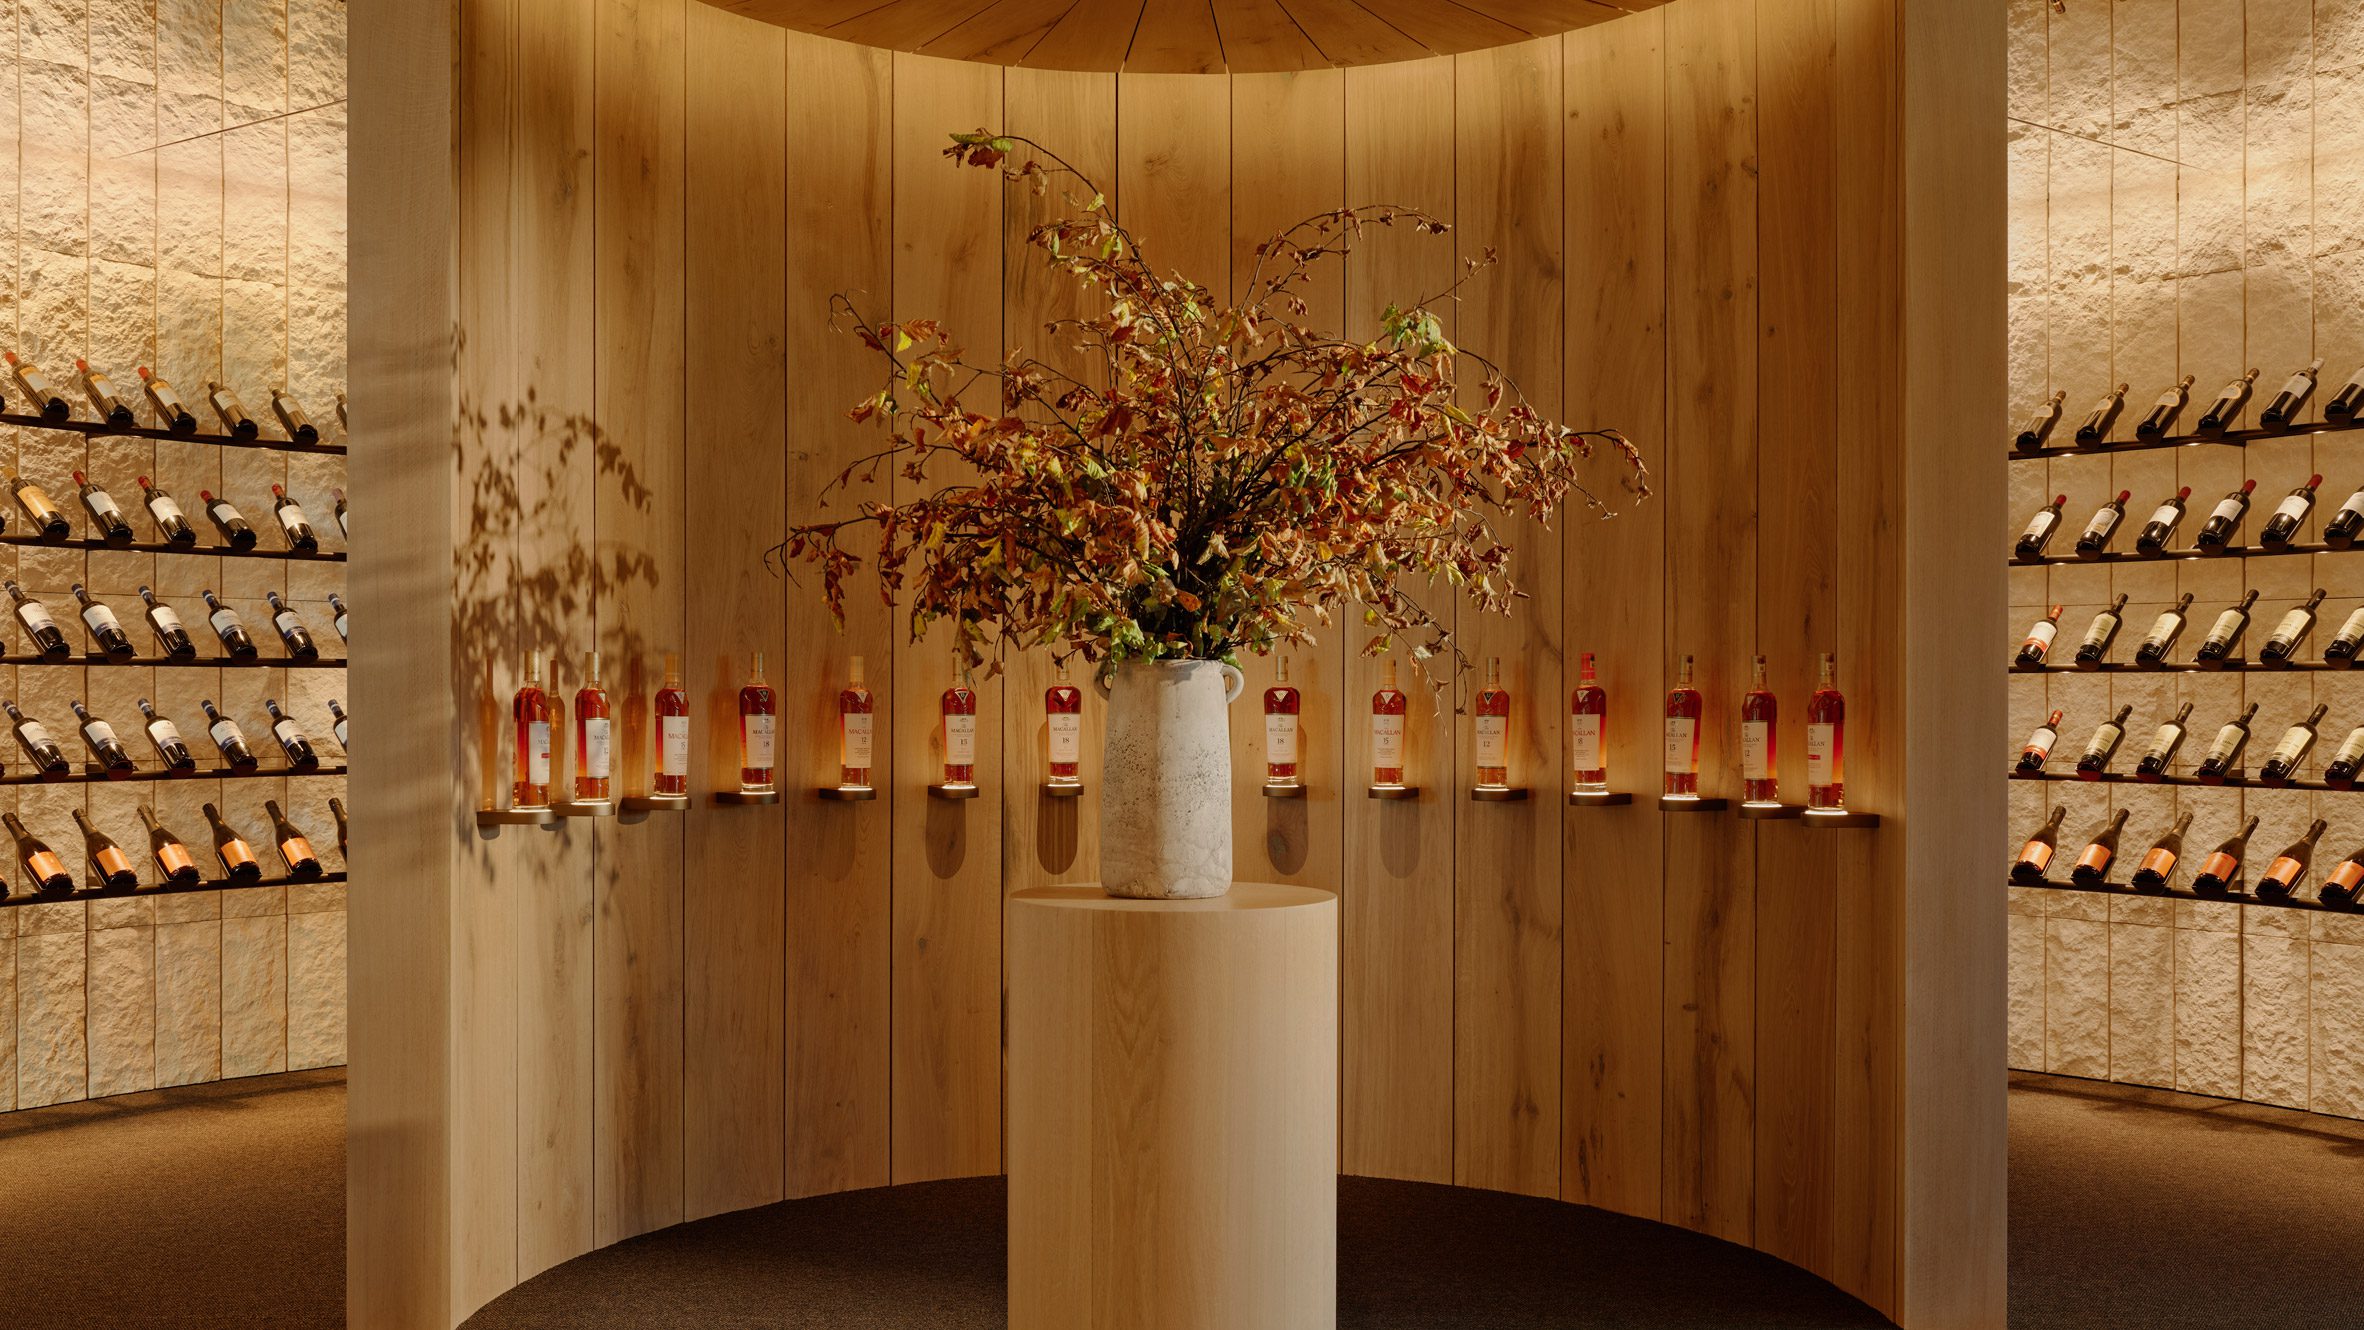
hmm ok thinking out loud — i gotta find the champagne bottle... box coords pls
[2259,473,2323,549]
[2015,494,2068,559]
[2325,363,2364,421]
[329,796,348,855]
[5,700,70,778]
[2134,702,2193,781]
[2075,704,2133,779]
[263,800,322,877]
[2134,486,2192,555]
[6,579,73,658]
[75,358,134,427]
[71,471,135,543]
[270,484,319,552]
[2192,816,2259,893]
[4,351,70,421]
[138,698,197,773]
[201,802,263,882]
[2012,806,2069,883]
[140,586,198,658]
[328,699,349,751]
[2073,594,2129,666]
[2132,593,2195,667]
[8,472,71,539]
[2326,726,2364,788]
[264,699,319,770]
[2070,808,2132,885]
[2194,478,2257,551]
[2015,390,2068,451]
[2194,702,2260,783]
[2256,818,2327,898]
[2259,588,2327,665]
[2194,590,2259,665]
[2259,703,2328,785]
[138,806,202,886]
[265,590,319,660]
[137,366,197,434]
[205,380,258,439]
[269,387,319,445]
[2258,358,2324,429]
[2073,383,2130,444]
[202,590,259,658]
[73,811,138,893]
[71,700,137,778]
[2324,845,2364,908]
[2196,368,2260,433]
[200,699,259,771]
[2075,490,2131,557]
[2130,811,2194,892]
[327,591,349,643]
[2017,709,2065,773]
[2016,604,2065,667]
[5,812,74,896]
[199,489,256,549]
[2134,375,2195,438]
[137,475,196,544]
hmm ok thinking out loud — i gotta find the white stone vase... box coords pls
[1098,658,1245,899]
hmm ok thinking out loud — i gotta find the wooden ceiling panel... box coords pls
[920,0,1084,63]
[829,0,1007,49]
[1347,0,1530,55]
[1018,0,1151,70]
[1128,0,1227,73]
[1208,0,1326,73]
[1268,0,1429,66]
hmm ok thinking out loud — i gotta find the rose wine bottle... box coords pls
[2259,473,2322,549]
[2134,702,2193,781]
[2075,704,2132,779]
[202,802,263,882]
[2259,358,2324,429]
[2072,594,2129,667]
[2130,812,2193,892]
[200,489,256,549]
[5,351,70,421]
[2073,383,2130,444]
[740,652,778,792]
[270,387,319,445]
[2193,702,2259,783]
[2259,588,2326,665]
[2192,816,2258,894]
[2134,486,2192,555]
[8,472,70,539]
[2132,593,2195,666]
[2014,390,2067,451]
[76,359,134,427]
[654,653,689,795]
[72,584,134,658]
[205,380,258,438]
[2018,708,2065,773]
[2194,478,2257,551]
[2259,703,2328,786]
[329,699,350,750]
[2326,726,2364,788]
[271,484,319,552]
[2015,494,2067,559]
[200,699,258,773]
[1046,663,1083,786]
[1805,653,1844,811]
[328,591,349,643]
[7,579,73,658]
[2075,490,2130,557]
[71,701,136,778]
[1663,654,1702,797]
[2011,806,2068,883]
[1569,652,1608,793]
[513,655,553,807]
[2134,375,2194,438]
[939,654,976,787]
[2015,604,2064,668]
[574,651,611,802]
[1740,655,1777,804]
[138,699,196,773]
[140,586,197,658]
[265,699,319,770]
[138,367,197,434]
[2070,809,2131,885]
[265,800,323,877]
[138,475,196,544]
[6,701,70,778]
[73,811,138,890]
[2256,818,2327,899]
[1473,657,1510,788]
[2196,368,2260,433]
[139,806,202,885]
[2325,363,2364,421]
[265,590,320,660]
[1264,658,1301,787]
[2323,846,2364,908]
[839,656,875,789]
[73,471,133,543]
[1371,659,1408,787]
[2194,590,2259,665]
[5,812,73,896]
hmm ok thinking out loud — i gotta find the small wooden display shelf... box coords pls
[714,789,782,805]
[0,531,343,561]
[0,407,347,455]
[1566,790,1633,806]
[2011,876,2357,914]
[1040,782,1084,798]
[928,782,980,800]
[1263,783,1307,799]
[2,868,348,909]
[817,784,877,801]
[1738,801,1803,820]
[476,806,557,827]
[1469,786,1529,802]
[1802,808,1881,828]
[618,793,690,812]
[2009,414,2364,459]
[1365,785,1419,800]
[1658,794,1728,812]
[555,800,615,818]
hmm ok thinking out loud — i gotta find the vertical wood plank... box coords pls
[1561,11,1668,1221]
[1452,37,1564,1201]
[1116,75,1231,297]
[682,1,788,1222]
[889,52,1006,1184]
[1662,0,1758,1245]
[1340,56,1458,1186]
[782,29,894,1200]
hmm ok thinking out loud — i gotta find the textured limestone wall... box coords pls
[0,0,346,1110]
[2006,0,2364,1115]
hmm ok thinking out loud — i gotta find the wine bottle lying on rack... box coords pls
[2017,494,2067,558]
[2323,845,2364,908]
[2196,369,2260,434]
[2258,589,2326,666]
[2133,594,2195,666]
[2071,809,2130,885]
[2016,391,2067,451]
[329,797,348,855]
[2194,591,2259,666]
[201,699,258,772]
[2326,364,2364,422]
[203,803,263,882]
[2194,703,2259,783]
[2076,491,2130,557]
[328,591,348,643]
[2012,806,2068,883]
[139,806,201,886]
[2192,817,2258,894]
[2131,812,2193,891]
[5,811,73,896]
[75,359,134,427]
[2018,709,2064,774]
[265,699,319,770]
[2134,376,2194,438]
[141,586,197,658]
[2136,487,2192,555]
[138,367,197,435]
[206,381,257,439]
[74,810,137,893]
[139,699,196,773]
[2259,704,2328,785]
[2195,479,2256,551]
[9,472,70,539]
[5,352,69,421]
[2255,819,2326,899]
[265,590,319,660]
[2134,703,2192,781]
[2259,359,2324,430]
[202,590,258,658]
[271,485,318,552]
[332,488,348,539]
[7,700,68,778]
[270,388,319,445]
[2073,595,2128,666]
[2259,474,2322,549]
[2075,705,2132,779]
[72,471,133,543]
[2074,384,2129,445]
[72,701,136,778]
[138,476,195,544]
[201,490,256,549]
[2017,605,2064,667]
[7,580,71,658]
[73,584,134,658]
[2325,726,2364,788]
[264,800,322,877]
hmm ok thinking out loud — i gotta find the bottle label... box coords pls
[150,496,184,524]
[1806,724,1836,785]
[1663,717,1697,774]
[213,502,244,525]
[82,605,121,636]
[84,719,119,748]
[2143,612,2181,646]
[2089,723,2122,757]
[2209,497,2245,524]
[2023,621,2057,650]
[210,607,241,635]
[527,720,550,783]
[275,610,301,635]
[2021,512,2054,541]
[2340,492,2364,522]
[27,849,65,881]
[2199,852,2238,882]
[219,840,257,871]
[2080,615,2117,650]
[2267,855,2303,885]
[2021,841,2054,874]
[842,712,874,767]
[2021,729,2055,761]
[2270,609,2310,644]
[2146,503,2180,527]
[2336,732,2364,767]
[278,506,309,535]
[148,719,183,750]
[746,714,778,768]
[582,717,611,778]
[942,712,975,766]
[1570,714,1602,771]
[1048,713,1081,764]
[88,494,123,522]
[2335,609,2364,650]
[151,606,184,635]
[2075,845,2112,875]
[1371,713,1405,766]
[17,604,55,634]
[2205,726,2244,762]
[157,843,196,875]
[1474,715,1508,767]
[660,716,689,777]
[2080,509,2119,541]
[1740,721,1771,779]
[19,721,55,750]
[2270,729,2311,764]
[1265,713,1299,765]
[2204,609,2243,645]
[334,612,349,640]
[283,835,316,865]
[2274,495,2310,523]
[2138,848,2177,880]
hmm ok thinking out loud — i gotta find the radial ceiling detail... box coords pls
[726,0,1667,73]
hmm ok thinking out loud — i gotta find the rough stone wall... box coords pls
[0,0,346,1110]
[2006,0,2364,1114]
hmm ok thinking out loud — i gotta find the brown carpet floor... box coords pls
[6,1070,2364,1328]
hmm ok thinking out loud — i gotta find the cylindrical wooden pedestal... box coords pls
[1007,883,1338,1330]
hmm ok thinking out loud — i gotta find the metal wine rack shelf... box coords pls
[2013,660,2357,673]
[2009,414,2364,459]
[0,652,344,668]
[0,408,346,455]
[2008,769,2360,793]
[2009,876,2357,915]
[2012,541,2336,567]
[0,530,342,561]
[0,761,347,788]
[0,868,347,909]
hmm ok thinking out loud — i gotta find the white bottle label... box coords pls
[84,719,118,748]
[1740,721,1771,779]
[2024,621,2058,650]
[2146,503,2180,528]
[527,720,550,783]
[148,719,182,750]
[942,712,974,766]
[582,717,611,778]
[745,714,777,768]
[273,718,302,747]
[1663,717,1698,774]
[2021,512,2054,541]
[278,504,309,536]
[1371,713,1405,767]
[841,712,874,768]
[2154,387,2183,408]
[2270,729,2311,765]
[1570,714,1603,772]
[2209,497,2245,524]
[2335,731,2364,767]
[17,604,55,634]
[151,605,184,636]
[19,720,54,751]
[1806,723,1837,786]
[335,719,348,747]
[81,604,121,636]
[2143,612,2182,646]
[1048,713,1081,764]
[2027,725,2056,756]
[210,607,241,636]
[2080,613,2118,649]
[2205,725,2243,763]
[275,610,301,636]
[2270,608,2311,643]
[1474,715,1507,767]
[2091,722,2123,755]
[2274,495,2311,523]
[333,611,349,641]
[1265,713,1299,765]
[2081,509,2119,541]
[660,716,689,776]
[2205,609,2244,645]
[2336,608,2364,649]
[88,493,123,522]
[149,495,184,524]
[2339,492,2364,523]
[213,502,244,525]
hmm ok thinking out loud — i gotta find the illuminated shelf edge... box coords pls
[817,785,877,801]
[927,782,980,800]
[476,806,557,826]
[1365,785,1420,800]
[1262,783,1307,799]
[1567,791,1634,806]
[1469,786,1531,802]
[619,793,690,812]
[714,789,782,806]
[1658,795,1729,812]
[1040,782,1084,798]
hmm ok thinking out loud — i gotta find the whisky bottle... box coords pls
[655,653,688,795]
[1664,654,1703,796]
[939,653,976,787]
[574,652,611,801]
[1740,655,1777,804]
[1046,662,1083,785]
[514,655,552,807]
[1263,658,1301,787]
[1473,657,1511,788]
[1804,653,1845,811]
[740,651,777,791]
[838,656,874,789]
[1569,653,1608,793]
[1371,658,1408,787]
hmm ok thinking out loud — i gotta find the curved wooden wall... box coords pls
[349,2,2007,1327]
